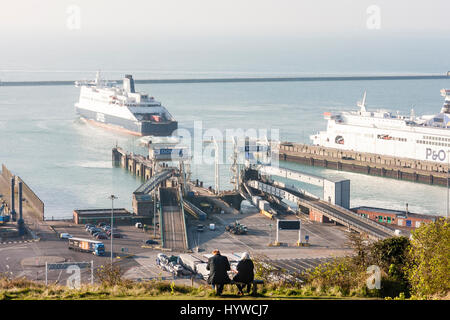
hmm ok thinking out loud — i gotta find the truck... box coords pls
[225,221,248,235]
[0,215,10,224]
[260,208,277,220]
[0,203,10,224]
[258,200,270,212]
[68,237,105,256]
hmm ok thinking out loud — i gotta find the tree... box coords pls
[346,232,371,269]
[370,236,411,297]
[406,218,450,298]
[371,236,410,280]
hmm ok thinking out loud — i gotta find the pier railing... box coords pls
[317,200,396,235]
[178,187,189,250]
[158,187,164,248]
[307,201,395,240]
[183,199,207,220]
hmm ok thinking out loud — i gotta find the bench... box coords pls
[229,279,265,295]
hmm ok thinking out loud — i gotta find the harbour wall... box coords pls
[279,143,450,186]
[1,74,449,87]
[0,164,45,220]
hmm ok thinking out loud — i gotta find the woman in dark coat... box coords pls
[206,249,231,295]
[233,252,254,295]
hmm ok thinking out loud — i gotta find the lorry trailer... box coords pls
[68,237,105,256]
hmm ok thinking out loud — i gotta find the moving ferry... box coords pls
[311,89,450,163]
[75,72,177,136]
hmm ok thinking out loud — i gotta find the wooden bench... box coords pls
[229,279,264,295]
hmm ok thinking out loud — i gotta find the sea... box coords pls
[1,68,449,218]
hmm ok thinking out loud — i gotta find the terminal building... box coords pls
[73,208,151,225]
[352,206,439,229]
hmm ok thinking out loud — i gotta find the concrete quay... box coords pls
[279,142,450,186]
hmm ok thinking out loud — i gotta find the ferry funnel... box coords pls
[123,74,135,93]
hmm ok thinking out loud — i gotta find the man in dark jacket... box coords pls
[233,252,254,295]
[206,249,231,295]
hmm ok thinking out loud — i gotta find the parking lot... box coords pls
[51,222,159,256]
[185,210,352,260]
[0,208,354,286]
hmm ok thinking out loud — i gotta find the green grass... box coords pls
[0,277,371,300]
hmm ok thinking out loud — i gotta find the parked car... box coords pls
[101,225,110,231]
[97,222,107,227]
[92,230,104,237]
[135,222,143,228]
[85,224,95,229]
[90,228,102,235]
[95,233,108,240]
[144,239,158,245]
[106,229,116,235]
[60,233,72,239]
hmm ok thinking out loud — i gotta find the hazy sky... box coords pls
[1,0,449,37]
[1,1,449,74]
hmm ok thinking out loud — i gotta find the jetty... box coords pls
[1,73,449,87]
[279,142,450,186]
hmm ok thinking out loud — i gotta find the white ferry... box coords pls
[75,72,177,136]
[311,89,450,163]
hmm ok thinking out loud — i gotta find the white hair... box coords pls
[241,252,250,260]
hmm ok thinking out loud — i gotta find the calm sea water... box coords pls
[1,76,449,217]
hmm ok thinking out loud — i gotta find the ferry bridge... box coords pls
[114,146,191,251]
[243,166,395,240]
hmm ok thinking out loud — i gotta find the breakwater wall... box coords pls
[279,143,450,186]
[1,74,449,87]
[0,164,45,220]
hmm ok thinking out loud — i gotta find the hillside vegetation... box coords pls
[0,218,448,300]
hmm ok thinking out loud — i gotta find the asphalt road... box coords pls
[160,188,187,251]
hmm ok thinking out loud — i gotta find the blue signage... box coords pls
[159,149,172,155]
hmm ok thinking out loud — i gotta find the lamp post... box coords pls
[109,195,118,264]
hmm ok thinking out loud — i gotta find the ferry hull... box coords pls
[76,107,178,136]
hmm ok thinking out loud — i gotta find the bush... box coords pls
[406,218,450,298]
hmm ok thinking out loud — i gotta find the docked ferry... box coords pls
[75,72,177,136]
[310,89,450,163]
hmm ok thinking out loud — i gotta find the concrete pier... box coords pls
[112,147,154,180]
[279,142,450,186]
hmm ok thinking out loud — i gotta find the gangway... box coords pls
[160,187,188,251]
[134,169,175,195]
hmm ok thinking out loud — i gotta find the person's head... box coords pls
[241,252,250,260]
[212,249,220,255]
